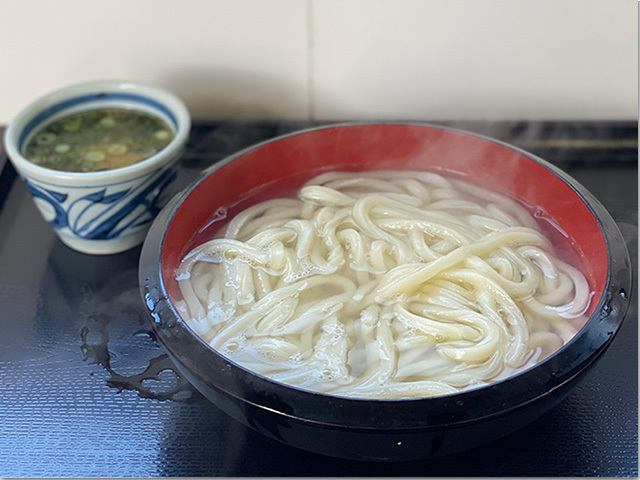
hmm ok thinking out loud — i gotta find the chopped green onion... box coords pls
[141,147,157,157]
[100,117,116,128]
[35,132,56,145]
[54,143,71,153]
[154,130,170,140]
[61,118,81,132]
[85,151,106,162]
[107,144,128,155]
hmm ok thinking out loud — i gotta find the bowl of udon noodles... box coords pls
[139,123,631,461]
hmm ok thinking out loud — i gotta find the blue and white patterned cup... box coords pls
[3,80,190,254]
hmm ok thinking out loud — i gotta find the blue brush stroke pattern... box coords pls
[23,167,177,240]
[24,182,69,229]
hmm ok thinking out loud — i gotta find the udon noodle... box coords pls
[176,170,591,399]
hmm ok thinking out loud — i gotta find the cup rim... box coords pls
[3,80,191,186]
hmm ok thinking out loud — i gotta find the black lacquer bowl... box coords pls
[139,124,631,461]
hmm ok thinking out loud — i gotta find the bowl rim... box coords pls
[3,80,191,185]
[140,121,632,429]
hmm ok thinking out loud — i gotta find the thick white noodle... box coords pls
[177,170,591,399]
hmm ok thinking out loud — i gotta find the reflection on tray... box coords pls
[81,325,196,403]
[46,239,198,403]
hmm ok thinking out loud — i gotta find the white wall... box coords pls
[1,0,637,123]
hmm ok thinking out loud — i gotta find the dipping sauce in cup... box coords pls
[23,108,175,173]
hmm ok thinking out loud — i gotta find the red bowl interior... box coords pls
[161,124,608,316]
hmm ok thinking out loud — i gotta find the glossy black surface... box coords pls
[0,122,637,475]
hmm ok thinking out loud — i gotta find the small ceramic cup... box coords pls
[3,80,191,255]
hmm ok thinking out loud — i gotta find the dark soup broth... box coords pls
[23,108,174,172]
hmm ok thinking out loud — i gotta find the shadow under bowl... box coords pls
[139,123,631,461]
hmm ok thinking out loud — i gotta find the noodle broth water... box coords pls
[174,169,595,399]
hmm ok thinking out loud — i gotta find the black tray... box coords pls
[0,121,637,477]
